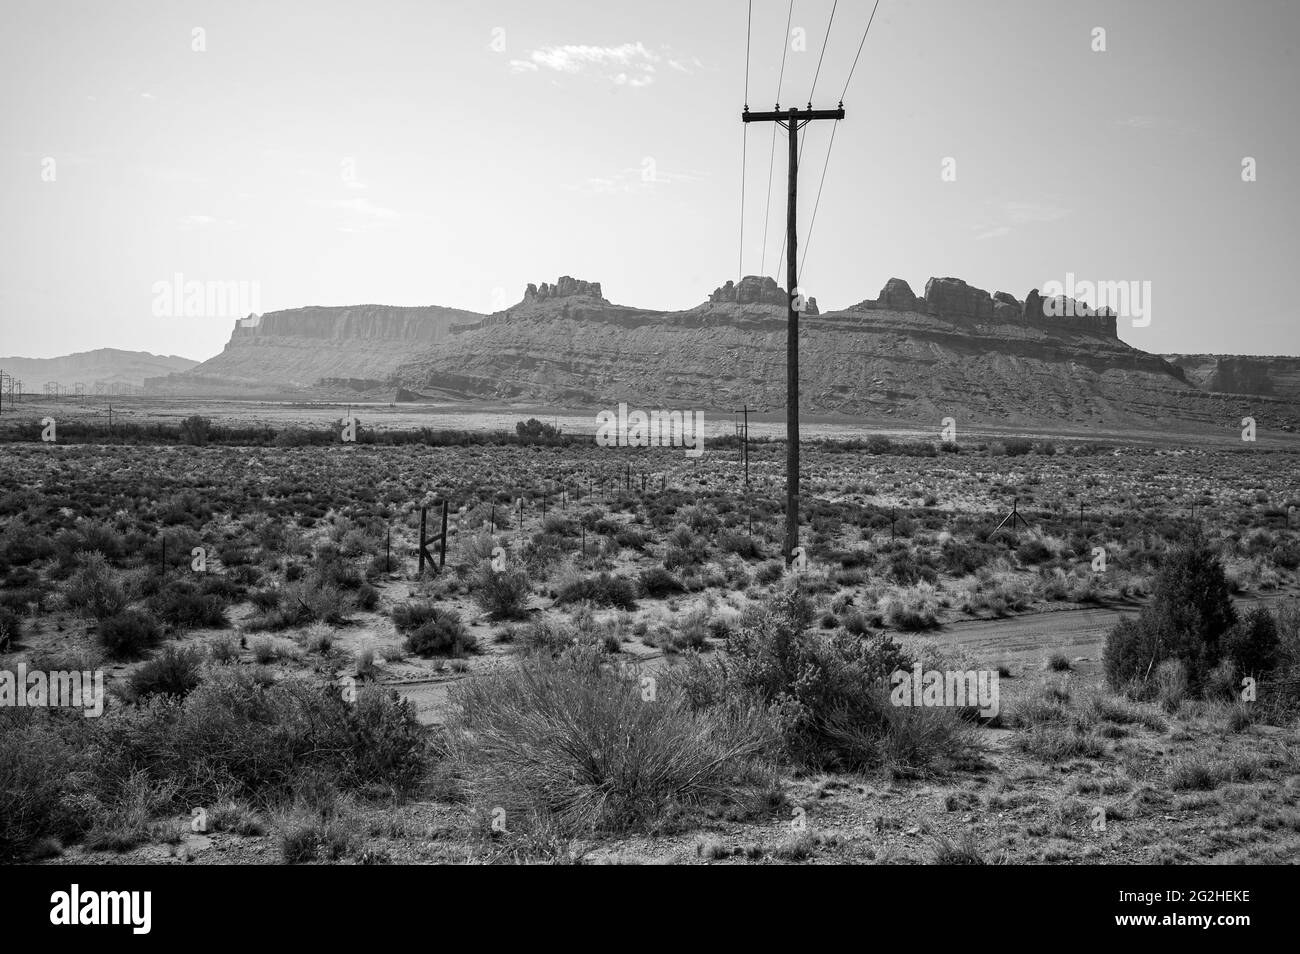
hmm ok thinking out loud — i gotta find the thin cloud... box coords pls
[565,165,707,194]
[971,200,1071,240]
[510,42,684,87]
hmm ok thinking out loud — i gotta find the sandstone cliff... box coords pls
[1164,354,1300,404]
[393,276,1299,429]
[148,303,483,393]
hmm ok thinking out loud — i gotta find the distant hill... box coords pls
[147,304,483,394]
[392,275,1300,430]
[0,349,197,391]
[1163,354,1300,404]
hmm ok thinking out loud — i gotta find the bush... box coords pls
[98,669,426,805]
[0,608,23,652]
[353,583,380,611]
[1103,534,1236,693]
[674,590,970,772]
[404,608,478,658]
[472,563,530,620]
[179,415,213,446]
[639,566,684,598]
[556,573,637,610]
[62,552,128,620]
[391,600,441,632]
[1223,605,1279,677]
[148,581,228,630]
[123,645,205,701]
[0,708,94,859]
[97,610,163,660]
[445,646,773,834]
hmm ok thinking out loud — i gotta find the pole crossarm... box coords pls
[743,106,845,125]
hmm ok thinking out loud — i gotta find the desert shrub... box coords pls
[886,549,937,585]
[250,637,278,664]
[0,708,95,859]
[614,527,647,550]
[516,617,578,656]
[98,669,426,805]
[123,645,205,701]
[249,587,282,613]
[680,505,720,534]
[0,608,23,652]
[97,610,163,660]
[649,608,711,653]
[391,600,441,632]
[179,415,213,446]
[405,608,478,658]
[251,578,346,631]
[62,552,129,620]
[353,583,380,611]
[147,580,228,630]
[54,522,126,568]
[674,589,970,772]
[1012,725,1105,762]
[881,589,940,631]
[941,539,993,576]
[1103,534,1236,693]
[1016,538,1053,565]
[1155,659,1188,712]
[639,566,685,598]
[754,561,784,585]
[556,572,637,610]
[1223,605,1279,677]
[1046,652,1072,672]
[209,635,241,664]
[515,417,561,441]
[472,563,530,619]
[445,645,774,834]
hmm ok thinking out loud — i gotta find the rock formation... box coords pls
[852,277,1118,337]
[708,275,819,314]
[150,303,482,393]
[523,276,605,303]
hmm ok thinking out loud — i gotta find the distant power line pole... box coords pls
[743,103,844,564]
[741,403,750,486]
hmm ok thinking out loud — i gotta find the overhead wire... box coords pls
[760,0,796,280]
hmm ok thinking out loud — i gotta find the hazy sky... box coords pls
[2,0,1296,360]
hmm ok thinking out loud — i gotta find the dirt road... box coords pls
[394,590,1295,724]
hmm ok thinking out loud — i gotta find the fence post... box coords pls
[419,507,428,575]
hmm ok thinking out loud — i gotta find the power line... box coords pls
[775,0,795,102]
[739,124,748,283]
[800,0,883,284]
[800,120,839,281]
[740,0,752,282]
[761,0,796,279]
[776,0,840,287]
[744,0,752,106]
[808,0,837,104]
[840,0,882,102]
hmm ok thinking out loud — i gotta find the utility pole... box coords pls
[744,103,844,563]
[736,404,751,486]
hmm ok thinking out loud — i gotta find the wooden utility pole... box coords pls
[736,404,752,486]
[744,104,844,563]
